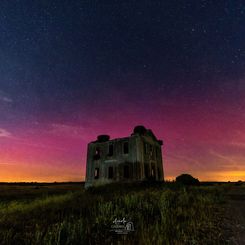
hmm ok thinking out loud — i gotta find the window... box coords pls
[94,147,101,160]
[144,164,149,179]
[108,144,113,156]
[152,147,155,159]
[157,148,162,158]
[151,166,155,178]
[149,144,153,155]
[158,167,161,179]
[124,165,129,178]
[94,168,99,179]
[123,142,129,154]
[144,142,147,154]
[108,166,113,179]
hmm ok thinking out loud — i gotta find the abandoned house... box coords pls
[85,125,164,188]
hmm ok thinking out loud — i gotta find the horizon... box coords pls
[0,179,243,184]
[0,1,244,182]
[0,170,244,183]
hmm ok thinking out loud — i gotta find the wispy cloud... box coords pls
[230,141,245,148]
[12,140,69,152]
[50,123,95,141]
[0,162,15,165]
[0,90,13,103]
[0,128,12,138]
[209,150,238,165]
[167,154,201,167]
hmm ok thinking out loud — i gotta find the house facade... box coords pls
[85,125,164,188]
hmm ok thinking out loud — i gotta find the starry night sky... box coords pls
[0,1,244,182]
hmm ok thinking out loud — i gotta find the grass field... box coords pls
[0,181,243,245]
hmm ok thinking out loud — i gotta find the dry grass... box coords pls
[0,182,227,245]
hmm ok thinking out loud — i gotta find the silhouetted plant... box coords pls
[176,174,200,186]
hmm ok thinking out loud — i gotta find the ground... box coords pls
[223,184,245,244]
[0,182,244,244]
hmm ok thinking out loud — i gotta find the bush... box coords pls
[235,180,243,186]
[176,174,200,186]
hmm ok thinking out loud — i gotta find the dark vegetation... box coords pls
[0,182,83,203]
[176,174,200,186]
[0,181,238,245]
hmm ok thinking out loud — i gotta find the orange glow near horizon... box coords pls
[0,162,84,183]
[1,161,244,183]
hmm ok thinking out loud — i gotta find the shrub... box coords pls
[176,174,200,186]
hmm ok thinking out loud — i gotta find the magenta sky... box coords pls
[1,79,244,182]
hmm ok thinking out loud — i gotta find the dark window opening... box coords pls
[144,164,149,179]
[152,147,155,159]
[149,144,153,155]
[151,166,156,178]
[124,165,129,178]
[156,148,159,158]
[157,167,161,179]
[123,142,129,154]
[94,168,99,179]
[158,149,162,159]
[94,148,101,160]
[144,143,147,154]
[108,144,113,156]
[108,166,113,179]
